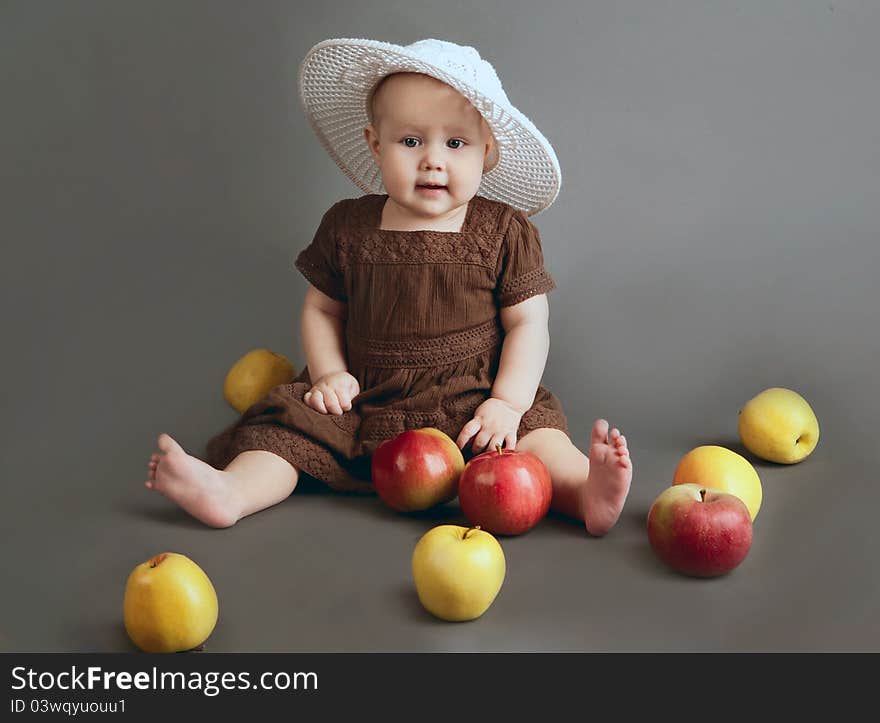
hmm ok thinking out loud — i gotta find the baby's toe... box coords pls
[157,433,184,456]
[591,419,610,446]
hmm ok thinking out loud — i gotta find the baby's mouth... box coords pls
[416,183,447,190]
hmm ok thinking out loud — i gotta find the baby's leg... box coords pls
[517,420,632,537]
[145,434,298,528]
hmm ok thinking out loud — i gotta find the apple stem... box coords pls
[700,489,707,502]
[463,525,481,540]
[495,444,503,456]
[149,553,169,568]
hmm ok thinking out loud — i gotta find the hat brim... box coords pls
[298,38,561,216]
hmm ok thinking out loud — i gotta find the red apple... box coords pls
[458,445,552,536]
[647,483,753,577]
[371,428,465,512]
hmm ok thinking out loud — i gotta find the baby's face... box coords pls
[364,73,495,222]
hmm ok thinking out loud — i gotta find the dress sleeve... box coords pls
[294,202,347,302]
[494,208,556,307]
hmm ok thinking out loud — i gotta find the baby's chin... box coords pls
[386,191,472,226]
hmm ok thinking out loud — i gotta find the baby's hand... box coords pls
[456,398,525,454]
[303,371,360,415]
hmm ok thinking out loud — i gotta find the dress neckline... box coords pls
[372,194,476,234]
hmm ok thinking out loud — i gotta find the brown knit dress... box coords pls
[205,193,569,492]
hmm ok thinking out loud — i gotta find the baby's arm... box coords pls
[301,285,359,414]
[456,294,550,451]
[492,294,550,414]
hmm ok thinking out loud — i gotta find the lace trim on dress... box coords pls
[294,257,346,301]
[360,411,451,441]
[218,423,374,493]
[338,231,503,270]
[347,319,502,369]
[358,397,569,442]
[521,405,569,434]
[496,267,556,307]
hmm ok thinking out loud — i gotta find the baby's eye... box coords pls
[403,137,420,148]
[447,139,464,149]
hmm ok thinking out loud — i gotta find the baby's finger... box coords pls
[336,390,352,412]
[322,389,344,415]
[472,428,493,454]
[488,433,506,453]
[456,418,481,449]
[504,432,517,451]
[309,389,328,414]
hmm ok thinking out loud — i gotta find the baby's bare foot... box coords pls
[145,433,240,528]
[583,419,633,536]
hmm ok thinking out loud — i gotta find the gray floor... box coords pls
[2,2,879,652]
[2,413,876,652]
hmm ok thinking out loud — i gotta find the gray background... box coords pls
[2,0,878,651]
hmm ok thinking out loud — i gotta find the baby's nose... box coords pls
[420,147,445,171]
[421,158,445,172]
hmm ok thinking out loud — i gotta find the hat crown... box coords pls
[403,38,507,102]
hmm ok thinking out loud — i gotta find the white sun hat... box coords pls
[298,38,561,217]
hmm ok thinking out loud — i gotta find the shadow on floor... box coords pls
[115,498,213,530]
[390,584,455,625]
[685,436,793,470]
[60,619,137,653]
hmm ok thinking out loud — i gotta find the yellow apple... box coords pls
[412,525,505,622]
[223,348,296,414]
[123,552,219,653]
[738,387,820,464]
[672,445,762,521]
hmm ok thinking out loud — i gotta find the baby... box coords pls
[145,38,632,535]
